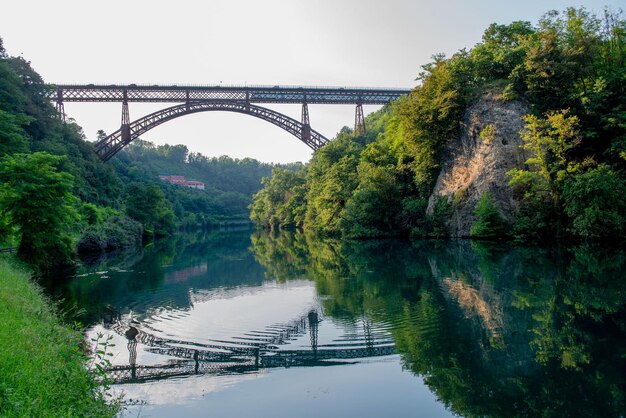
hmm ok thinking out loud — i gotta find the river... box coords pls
[44,230,625,417]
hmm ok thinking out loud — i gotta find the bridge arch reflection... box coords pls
[106,309,395,384]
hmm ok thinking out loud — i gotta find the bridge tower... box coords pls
[121,90,131,144]
[301,97,311,144]
[56,88,65,121]
[355,102,365,136]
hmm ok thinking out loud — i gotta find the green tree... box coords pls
[470,191,507,239]
[342,164,402,238]
[0,152,78,270]
[96,129,107,141]
[304,134,363,236]
[125,183,175,237]
[249,168,307,229]
[0,109,30,156]
[508,110,582,237]
[562,165,626,239]
[471,20,534,82]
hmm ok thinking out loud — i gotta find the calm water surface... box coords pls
[47,230,626,417]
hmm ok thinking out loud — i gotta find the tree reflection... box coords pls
[250,231,625,417]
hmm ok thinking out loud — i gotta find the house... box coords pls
[159,174,205,190]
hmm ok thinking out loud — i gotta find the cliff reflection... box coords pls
[250,232,626,417]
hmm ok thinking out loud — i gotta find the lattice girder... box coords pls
[48,84,410,105]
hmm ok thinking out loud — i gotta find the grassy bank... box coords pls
[0,256,117,417]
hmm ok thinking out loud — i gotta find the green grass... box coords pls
[0,256,118,417]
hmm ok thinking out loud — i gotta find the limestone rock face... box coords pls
[427,92,528,237]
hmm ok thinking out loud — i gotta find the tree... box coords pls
[0,36,6,58]
[0,109,30,156]
[470,192,507,239]
[471,21,534,81]
[249,168,307,229]
[125,183,175,237]
[96,129,107,141]
[342,156,403,238]
[0,152,78,270]
[304,134,363,236]
[508,110,582,237]
[562,165,626,240]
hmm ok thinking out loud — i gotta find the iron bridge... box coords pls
[47,84,412,161]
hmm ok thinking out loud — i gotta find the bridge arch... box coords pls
[94,101,330,161]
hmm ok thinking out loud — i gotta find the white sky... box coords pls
[1,0,622,163]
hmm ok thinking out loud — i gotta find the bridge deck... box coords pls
[48,84,411,105]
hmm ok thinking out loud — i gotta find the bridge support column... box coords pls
[355,102,365,136]
[56,88,65,121]
[301,101,311,143]
[121,90,131,144]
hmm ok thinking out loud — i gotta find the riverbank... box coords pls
[0,256,118,416]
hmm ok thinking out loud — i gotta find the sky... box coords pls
[1,0,623,163]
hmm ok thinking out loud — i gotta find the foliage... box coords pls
[428,196,453,238]
[562,165,626,239]
[0,109,30,156]
[303,133,364,236]
[249,168,307,229]
[113,139,300,225]
[125,183,176,237]
[470,191,507,239]
[77,215,143,254]
[341,139,404,238]
[0,152,78,271]
[479,124,496,144]
[508,110,582,205]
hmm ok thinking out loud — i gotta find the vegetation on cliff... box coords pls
[250,7,626,242]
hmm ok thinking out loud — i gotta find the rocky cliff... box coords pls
[427,92,528,237]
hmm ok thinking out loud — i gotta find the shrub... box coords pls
[470,191,507,239]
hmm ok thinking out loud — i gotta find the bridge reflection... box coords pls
[106,309,395,384]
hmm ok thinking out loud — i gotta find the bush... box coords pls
[562,166,626,240]
[77,215,143,254]
[470,191,507,239]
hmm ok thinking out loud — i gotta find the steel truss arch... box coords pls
[94,101,330,161]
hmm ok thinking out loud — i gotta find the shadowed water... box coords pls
[47,230,626,417]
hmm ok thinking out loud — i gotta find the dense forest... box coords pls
[0,38,296,272]
[250,7,626,242]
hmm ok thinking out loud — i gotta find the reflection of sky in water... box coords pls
[87,280,320,367]
[118,357,452,418]
[87,276,437,417]
[141,280,318,345]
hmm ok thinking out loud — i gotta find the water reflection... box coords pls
[249,232,626,417]
[51,230,625,417]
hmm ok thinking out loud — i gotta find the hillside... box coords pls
[250,7,626,242]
